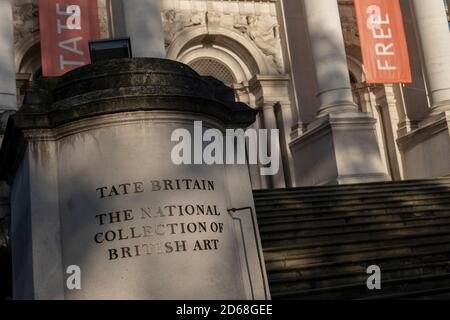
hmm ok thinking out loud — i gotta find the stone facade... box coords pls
[3,0,450,189]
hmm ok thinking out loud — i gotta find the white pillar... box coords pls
[0,0,17,111]
[412,0,450,114]
[303,0,357,116]
[261,103,287,189]
[122,0,165,58]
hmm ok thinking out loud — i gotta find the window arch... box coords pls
[189,58,236,87]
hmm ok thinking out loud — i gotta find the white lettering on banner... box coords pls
[60,55,85,70]
[367,5,397,71]
[58,36,84,55]
[56,4,82,33]
[56,4,84,71]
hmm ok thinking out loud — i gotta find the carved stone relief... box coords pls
[339,2,360,47]
[162,9,203,47]
[161,0,284,74]
[13,0,39,46]
[234,15,283,73]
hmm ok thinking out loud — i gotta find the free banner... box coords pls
[354,0,412,84]
[39,0,100,76]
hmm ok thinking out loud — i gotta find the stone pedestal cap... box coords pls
[0,58,257,182]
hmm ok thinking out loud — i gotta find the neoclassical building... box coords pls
[2,0,450,190]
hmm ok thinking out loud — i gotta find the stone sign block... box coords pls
[0,58,269,300]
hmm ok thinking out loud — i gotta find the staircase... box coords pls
[254,178,450,300]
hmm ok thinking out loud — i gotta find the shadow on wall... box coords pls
[0,183,11,300]
[0,246,12,300]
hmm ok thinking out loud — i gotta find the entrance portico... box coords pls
[4,0,450,186]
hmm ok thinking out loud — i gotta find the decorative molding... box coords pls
[161,0,283,74]
[233,15,283,73]
[162,9,203,47]
[397,112,450,151]
[338,1,360,47]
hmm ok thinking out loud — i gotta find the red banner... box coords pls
[354,0,412,84]
[39,0,100,76]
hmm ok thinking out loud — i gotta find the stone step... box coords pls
[258,208,450,228]
[260,219,450,244]
[260,220,450,248]
[256,199,450,216]
[254,178,450,299]
[258,212,450,233]
[262,229,450,262]
[255,194,450,210]
[271,273,450,300]
[253,177,450,197]
[265,239,450,274]
[257,206,450,224]
[255,194,450,212]
[360,286,450,300]
[263,233,450,263]
[254,186,450,203]
[268,255,450,284]
[269,261,450,295]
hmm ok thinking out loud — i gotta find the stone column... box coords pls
[261,103,286,189]
[396,0,450,179]
[303,0,358,116]
[249,75,289,189]
[0,0,17,112]
[412,0,450,114]
[122,0,165,58]
[289,0,389,186]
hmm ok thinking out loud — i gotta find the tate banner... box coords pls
[354,0,412,84]
[39,0,100,76]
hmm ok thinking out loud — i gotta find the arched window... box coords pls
[188,58,236,87]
